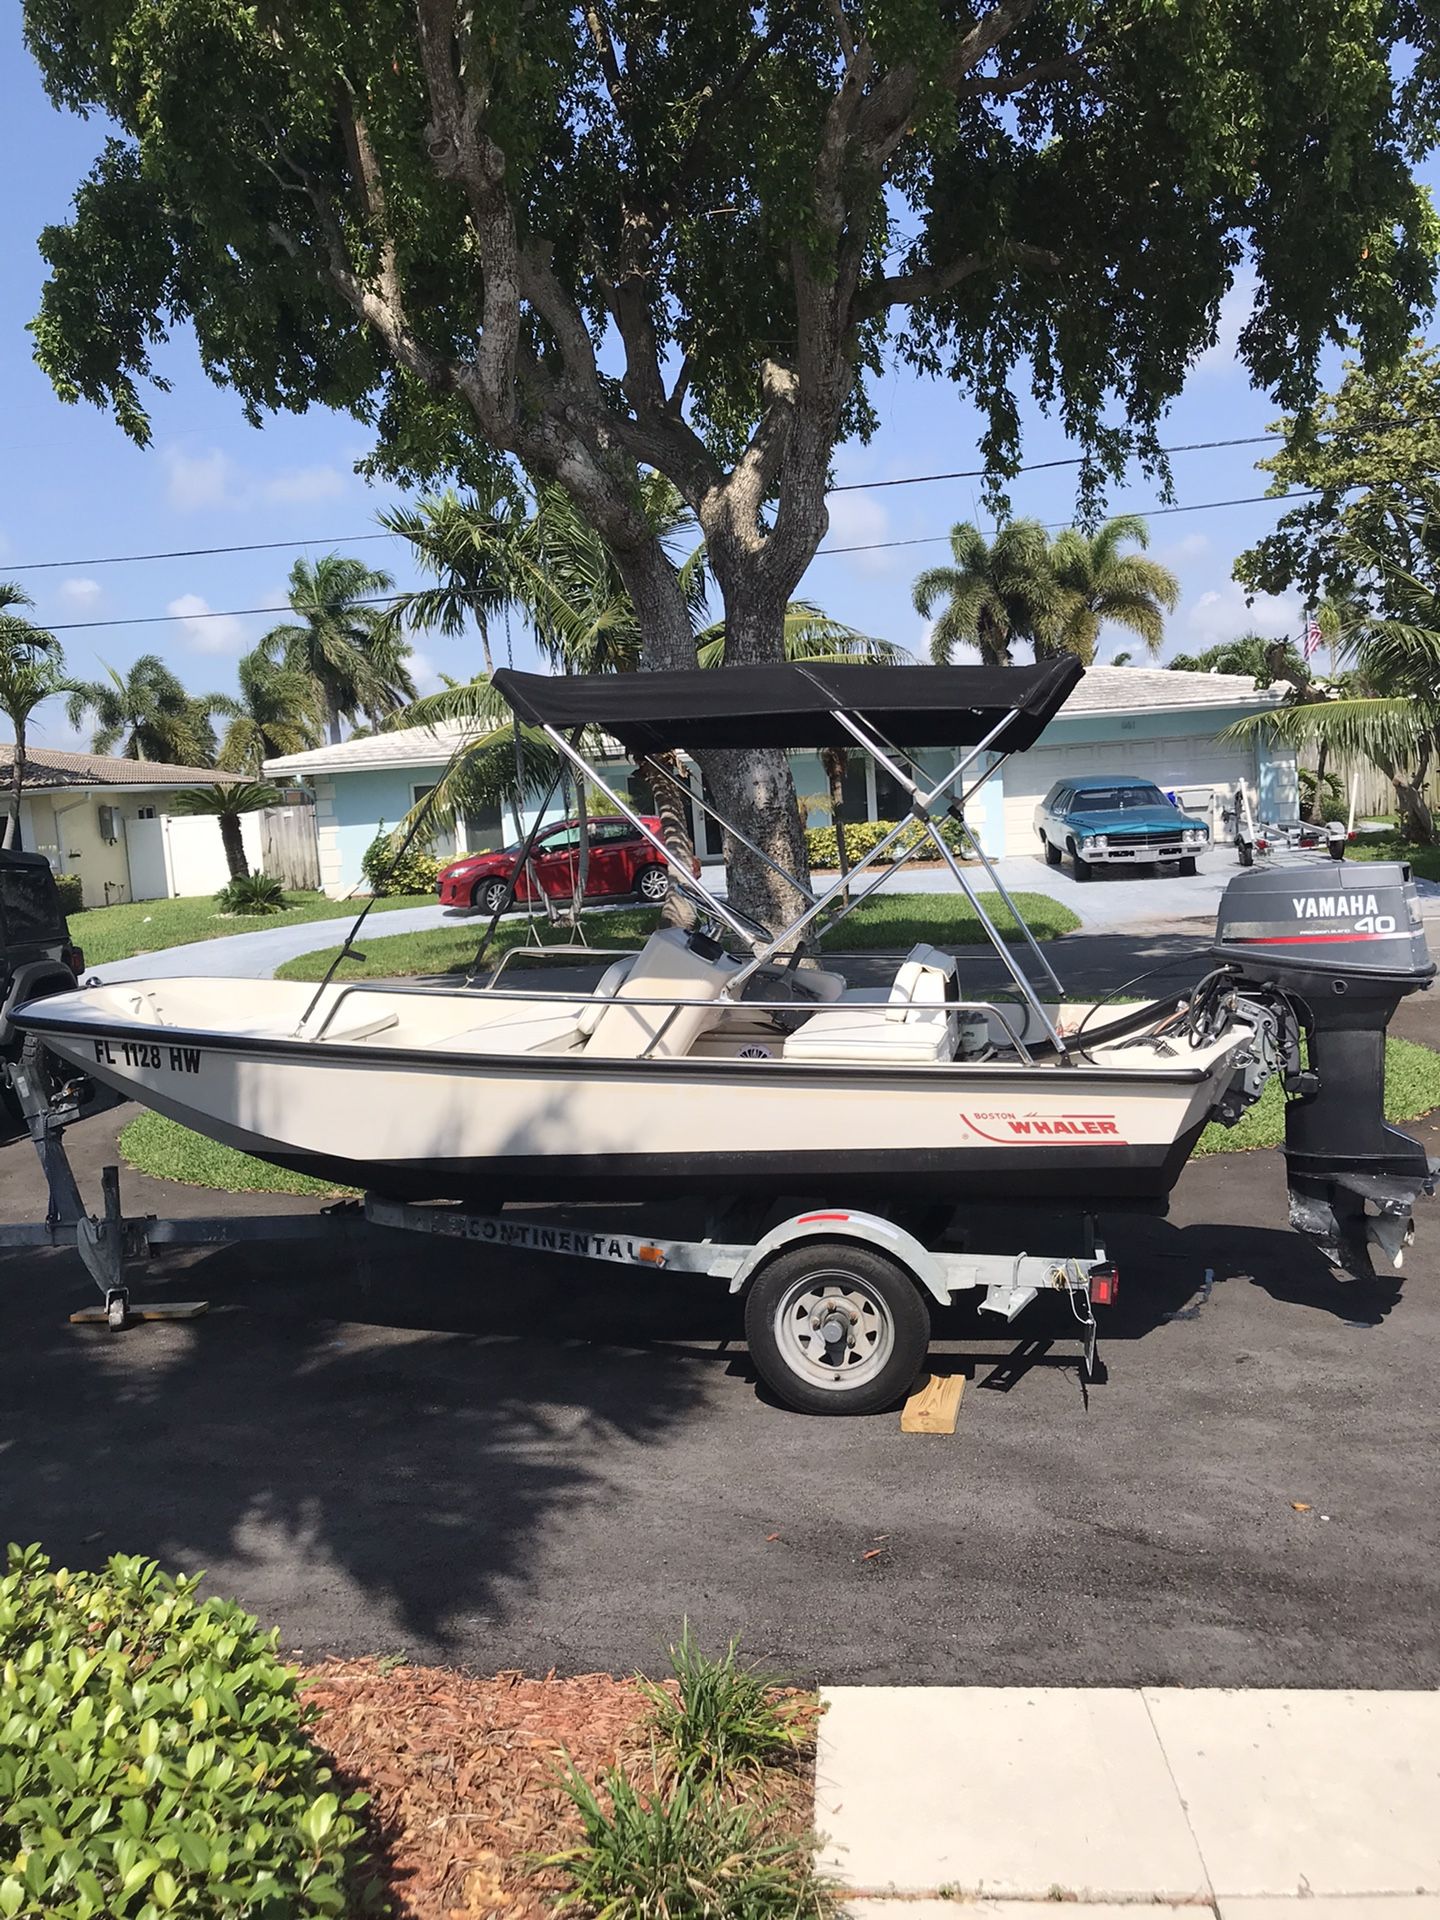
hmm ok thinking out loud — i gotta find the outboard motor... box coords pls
[1214,862,1437,1279]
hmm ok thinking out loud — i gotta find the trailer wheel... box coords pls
[744,1242,930,1415]
[1237,839,1255,868]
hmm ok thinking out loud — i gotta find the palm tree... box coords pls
[1169,634,1312,688]
[380,483,532,676]
[1224,557,1440,844]
[262,554,412,744]
[913,520,1057,665]
[0,651,75,850]
[1044,515,1179,663]
[172,781,279,882]
[218,648,323,775]
[66,656,233,764]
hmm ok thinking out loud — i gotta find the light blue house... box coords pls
[265,665,1296,894]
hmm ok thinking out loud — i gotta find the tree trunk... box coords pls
[1308,739,1330,822]
[572,770,589,920]
[4,721,22,850]
[821,746,850,903]
[325,690,343,746]
[477,619,495,677]
[218,810,251,880]
[643,752,698,931]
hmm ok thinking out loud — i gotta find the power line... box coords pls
[42,485,1326,632]
[6,433,1287,574]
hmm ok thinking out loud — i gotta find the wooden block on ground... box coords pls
[900,1369,964,1434]
[69,1301,210,1324]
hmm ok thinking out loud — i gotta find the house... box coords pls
[1,745,248,908]
[265,665,1298,895]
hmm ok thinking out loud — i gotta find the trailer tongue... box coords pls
[1214,861,1438,1279]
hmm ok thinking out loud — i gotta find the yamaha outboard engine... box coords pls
[1214,862,1437,1278]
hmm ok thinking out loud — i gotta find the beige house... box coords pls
[1,745,249,909]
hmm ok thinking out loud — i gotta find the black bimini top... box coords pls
[491,656,1083,754]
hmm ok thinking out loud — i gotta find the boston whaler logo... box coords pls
[960,1109,1129,1145]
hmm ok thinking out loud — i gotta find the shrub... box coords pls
[1299,766,1347,821]
[360,826,441,897]
[214,871,287,915]
[52,873,84,916]
[0,1544,371,1919]
[639,1625,806,1783]
[804,815,967,869]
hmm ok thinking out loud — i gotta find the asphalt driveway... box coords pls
[2,942,1438,1687]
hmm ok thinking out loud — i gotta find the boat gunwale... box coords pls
[16,1000,1233,1089]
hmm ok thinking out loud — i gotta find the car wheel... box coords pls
[1178,855,1198,878]
[475,878,511,916]
[1069,843,1093,882]
[1041,831,1062,867]
[635,863,669,903]
[743,1242,931,1415]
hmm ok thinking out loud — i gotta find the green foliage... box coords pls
[0,1543,371,1919]
[804,817,965,869]
[261,555,411,744]
[1235,344,1440,608]
[214,872,286,915]
[174,783,278,820]
[52,873,83,916]
[64,891,420,967]
[360,827,441,897]
[547,1759,832,1920]
[1298,766,1347,820]
[64,657,231,767]
[639,1626,806,1785]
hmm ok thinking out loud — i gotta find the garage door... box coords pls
[1002,734,1258,853]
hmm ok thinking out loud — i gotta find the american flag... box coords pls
[1303,613,1324,659]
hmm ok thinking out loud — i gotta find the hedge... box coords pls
[360,825,441,896]
[53,874,83,917]
[804,816,967,869]
[0,1544,372,1919]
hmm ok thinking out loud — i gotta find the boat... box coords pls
[13,658,1437,1278]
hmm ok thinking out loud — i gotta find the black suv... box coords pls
[0,850,86,1124]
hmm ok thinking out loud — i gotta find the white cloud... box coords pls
[1158,532,1211,564]
[160,443,350,512]
[1194,274,1256,377]
[167,592,252,654]
[1181,580,1300,651]
[823,491,895,574]
[59,577,102,604]
[163,446,238,511]
[260,464,348,505]
[408,649,445,696]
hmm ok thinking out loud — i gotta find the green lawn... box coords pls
[69,889,432,966]
[274,890,1081,983]
[1196,1034,1440,1154]
[1343,830,1440,884]
[118,1110,357,1196]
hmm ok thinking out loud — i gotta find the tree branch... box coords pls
[953,53,1091,100]
[856,239,1061,317]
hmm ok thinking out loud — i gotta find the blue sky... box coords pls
[2,10,1435,751]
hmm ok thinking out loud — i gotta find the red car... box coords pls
[437,815,677,914]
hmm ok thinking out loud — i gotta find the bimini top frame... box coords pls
[485,658,1083,1055]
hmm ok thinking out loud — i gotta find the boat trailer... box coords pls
[0,1057,1115,1412]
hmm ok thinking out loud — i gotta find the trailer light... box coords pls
[1089,1264,1119,1307]
[798,1211,851,1224]
[637,1244,667,1266]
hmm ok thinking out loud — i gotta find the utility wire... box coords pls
[6,432,1295,574]
[40,484,1327,633]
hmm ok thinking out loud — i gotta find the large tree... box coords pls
[217,647,325,775]
[25,0,1440,924]
[0,602,73,849]
[1044,515,1178,664]
[915,520,1057,665]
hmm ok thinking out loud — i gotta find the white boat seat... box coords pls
[317,1010,400,1045]
[447,1007,587,1055]
[888,944,958,1021]
[782,1003,956,1064]
[583,927,739,1058]
[575,953,640,1037]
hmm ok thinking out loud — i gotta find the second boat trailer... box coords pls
[0,1057,1116,1416]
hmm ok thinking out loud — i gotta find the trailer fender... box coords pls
[726,1209,950,1305]
[1,962,78,1052]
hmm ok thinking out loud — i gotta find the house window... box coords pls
[136,806,157,820]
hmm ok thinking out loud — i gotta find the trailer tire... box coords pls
[1237,840,1255,867]
[744,1241,930,1415]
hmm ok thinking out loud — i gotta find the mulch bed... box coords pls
[300,1659,816,1920]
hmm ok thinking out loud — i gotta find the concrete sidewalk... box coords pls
[819,1687,1440,1906]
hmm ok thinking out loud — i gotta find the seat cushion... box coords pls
[583,927,740,1058]
[782,1004,955,1064]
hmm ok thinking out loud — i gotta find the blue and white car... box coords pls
[1035,774,1209,881]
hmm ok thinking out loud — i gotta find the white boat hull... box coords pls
[17,977,1244,1207]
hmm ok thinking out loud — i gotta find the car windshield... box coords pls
[1073,784,1169,812]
